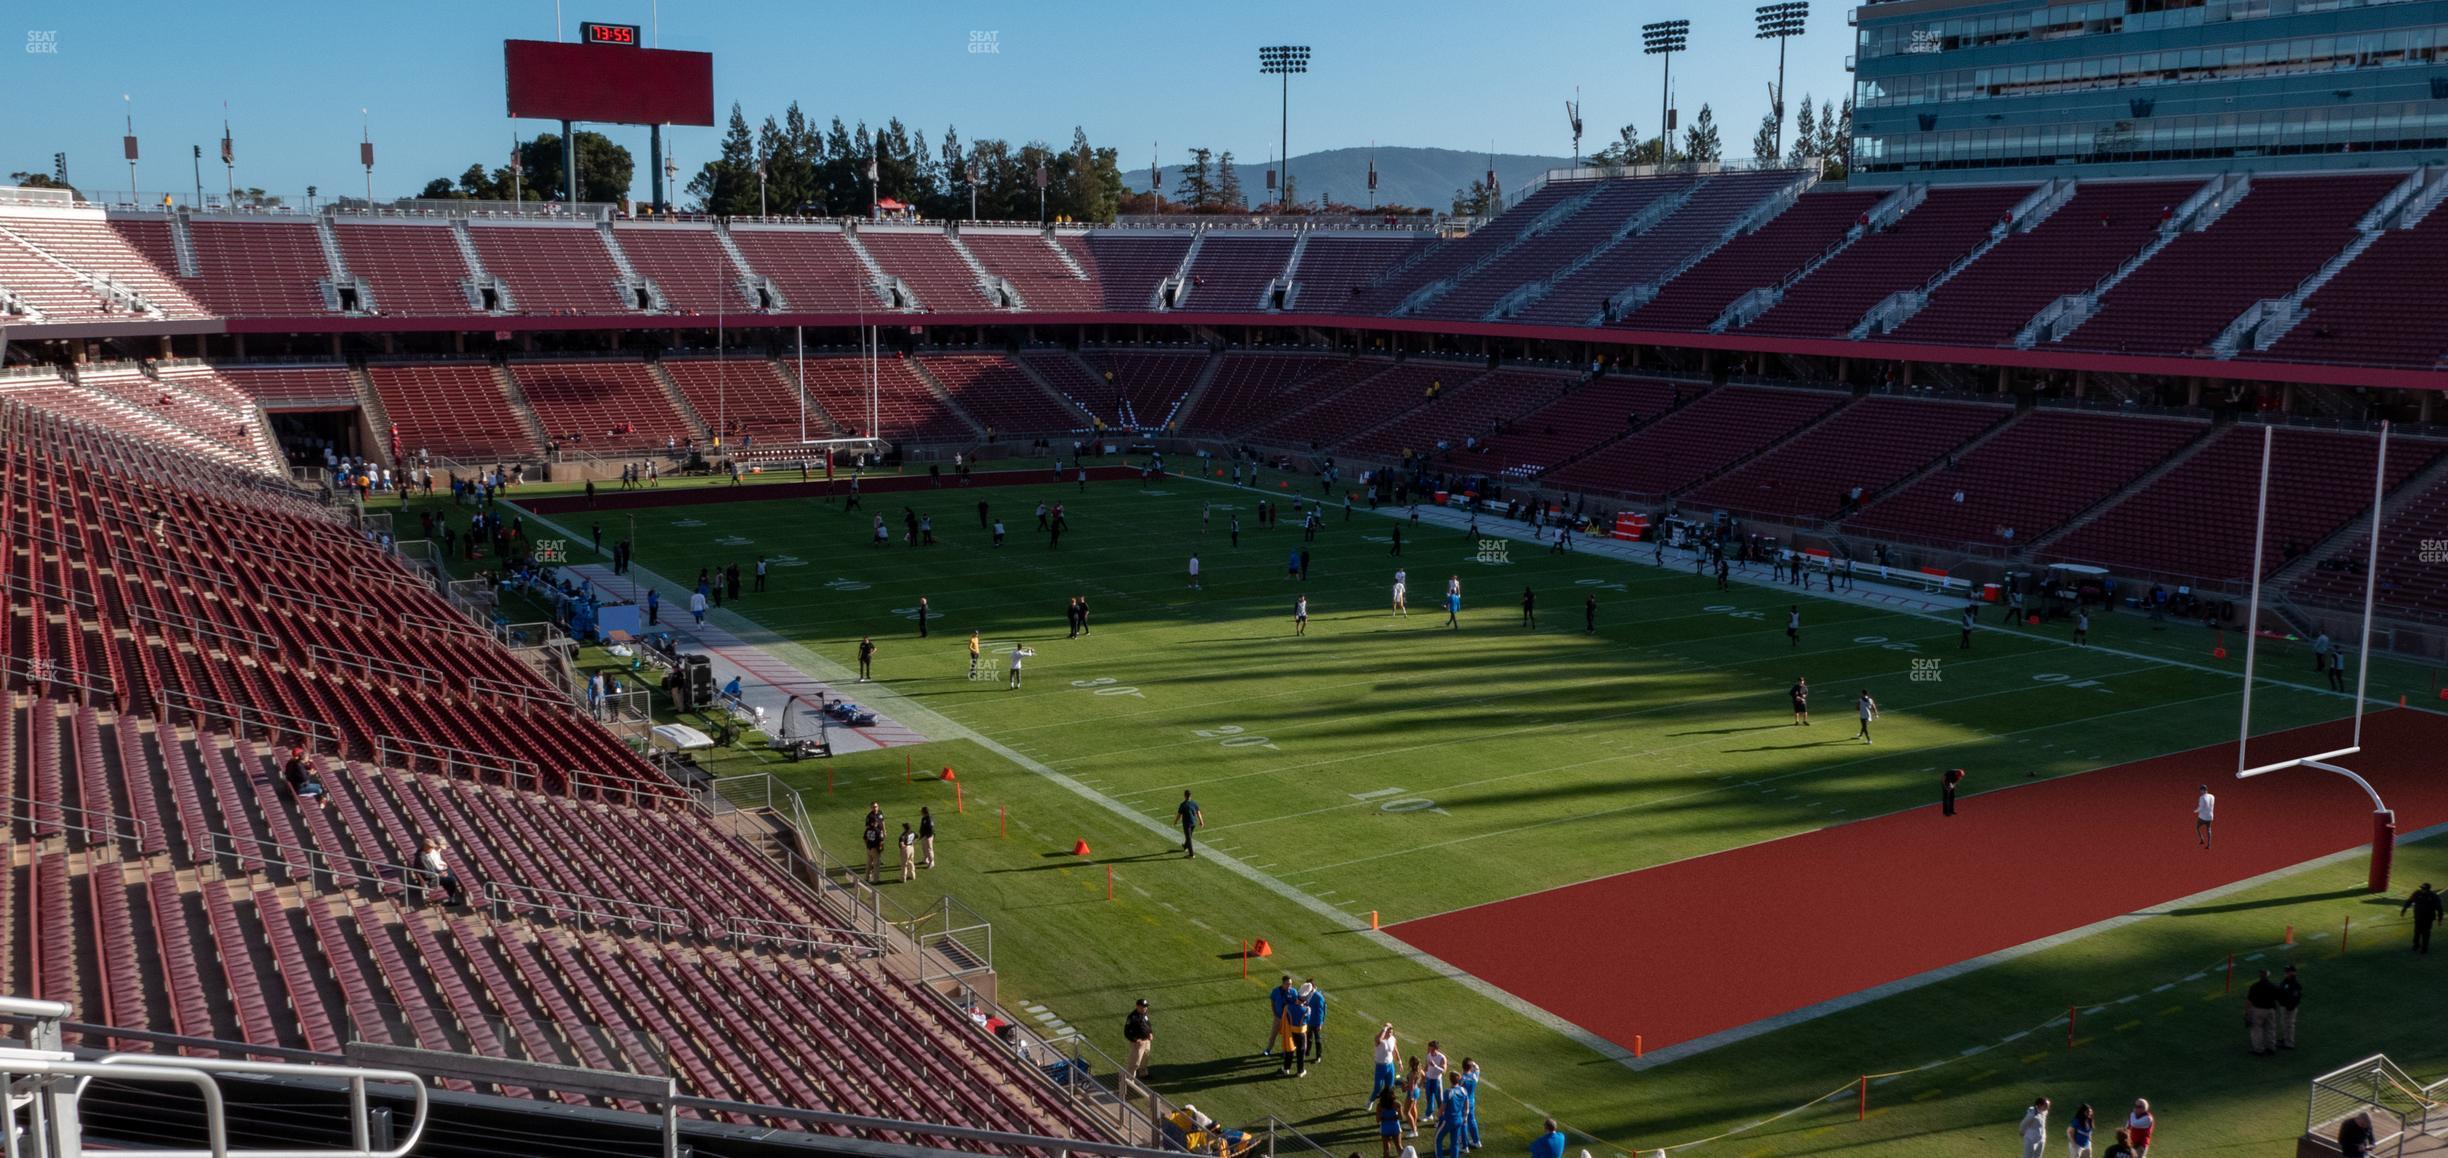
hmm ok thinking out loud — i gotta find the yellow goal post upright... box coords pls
[2233,420,2396,892]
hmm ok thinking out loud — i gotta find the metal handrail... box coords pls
[1,790,151,848]
[157,688,342,753]
[372,734,541,792]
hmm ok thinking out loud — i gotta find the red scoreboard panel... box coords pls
[503,39,714,127]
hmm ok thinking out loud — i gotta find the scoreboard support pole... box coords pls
[650,124,665,214]
[562,120,578,205]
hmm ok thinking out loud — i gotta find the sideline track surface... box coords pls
[1389,709,2448,1058]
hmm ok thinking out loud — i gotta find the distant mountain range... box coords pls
[1271,146,1575,212]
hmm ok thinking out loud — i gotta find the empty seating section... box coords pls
[214,364,359,409]
[2047,426,2438,584]
[332,223,477,315]
[1683,397,2010,522]
[183,220,332,316]
[511,361,696,451]
[1513,170,1803,327]
[76,369,262,464]
[1252,362,1465,447]
[611,226,746,314]
[961,232,1096,311]
[0,227,122,321]
[1076,234,1191,309]
[663,359,827,439]
[1417,179,1692,322]
[1746,184,2035,338]
[860,230,994,311]
[1887,181,2196,347]
[1348,180,1597,314]
[2061,173,2405,354]
[2,216,205,318]
[1014,351,1109,417]
[1287,234,1434,313]
[2258,210,2448,368]
[1177,236,1293,311]
[366,363,534,460]
[1844,409,2206,548]
[466,225,631,315]
[794,356,973,442]
[727,227,880,312]
[1177,354,1349,436]
[1475,377,1687,477]
[1546,386,1846,499]
[918,355,1076,434]
[1619,190,1883,332]
[1343,369,1579,459]
[2293,469,2448,622]
[1073,351,1203,429]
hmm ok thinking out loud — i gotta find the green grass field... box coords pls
[404,469,2448,1155]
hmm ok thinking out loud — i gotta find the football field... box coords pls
[488,468,2448,1154]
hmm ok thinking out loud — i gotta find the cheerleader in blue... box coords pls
[1458,1059,1482,1151]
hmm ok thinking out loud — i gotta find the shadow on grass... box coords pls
[2165,887,2369,916]
[992,851,1185,874]
[1667,724,1794,737]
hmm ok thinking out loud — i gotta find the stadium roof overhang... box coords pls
[20,310,2445,393]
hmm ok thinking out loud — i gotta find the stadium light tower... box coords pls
[1756,2,1810,159]
[1258,45,1310,211]
[1642,20,1691,164]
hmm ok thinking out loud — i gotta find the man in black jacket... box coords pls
[1123,1000,1153,1080]
[2245,969,2282,1055]
[2276,964,2304,1050]
[2405,882,2443,954]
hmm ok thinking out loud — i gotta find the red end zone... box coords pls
[1389,710,2448,1056]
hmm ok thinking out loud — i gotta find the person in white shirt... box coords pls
[1188,554,1202,591]
[2020,1096,2051,1158]
[2195,785,2216,849]
[1856,690,1879,744]
[1367,1024,1400,1109]
[1008,646,1036,690]
[1392,576,1408,617]
[1420,1042,1449,1125]
[418,837,465,905]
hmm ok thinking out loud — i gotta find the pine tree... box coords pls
[1216,151,1245,210]
[1174,147,1216,211]
[1752,113,1781,163]
[1787,96,1817,167]
[1682,104,1723,163]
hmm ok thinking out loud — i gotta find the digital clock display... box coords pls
[581,22,640,46]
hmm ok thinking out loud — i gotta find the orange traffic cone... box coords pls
[1252,938,1274,958]
[941,766,958,781]
[1071,838,1092,856]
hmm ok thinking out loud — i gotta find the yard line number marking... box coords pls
[1352,786,1449,816]
[1192,725,1280,752]
[1071,677,1146,699]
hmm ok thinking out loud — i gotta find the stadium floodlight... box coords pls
[1756,2,1811,159]
[1258,45,1311,210]
[1642,20,1691,164]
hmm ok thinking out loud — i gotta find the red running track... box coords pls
[1389,709,2448,1055]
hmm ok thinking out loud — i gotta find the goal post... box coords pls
[2231,420,2398,892]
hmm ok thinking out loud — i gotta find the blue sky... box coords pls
[7,0,1856,204]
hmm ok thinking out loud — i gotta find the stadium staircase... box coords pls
[901,358,990,440]
[1266,231,1311,312]
[1394,184,1602,317]
[343,363,398,467]
[1839,399,2027,518]
[712,223,785,311]
[2023,412,2232,553]
[1711,183,1924,333]
[2297,1054,2448,1157]
[767,354,844,434]
[1044,230,1091,280]
[0,222,166,319]
[1154,231,1206,311]
[1491,178,1706,321]
[164,214,200,277]
[487,361,552,452]
[2215,167,2436,356]
[1851,178,2078,339]
[2019,172,2253,347]
[447,221,513,314]
[593,222,667,314]
[645,359,713,442]
[836,227,913,311]
[309,218,370,314]
[941,230,1020,310]
[1005,354,1101,429]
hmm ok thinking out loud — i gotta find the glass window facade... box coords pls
[1851,0,2448,179]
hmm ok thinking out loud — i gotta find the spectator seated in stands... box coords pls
[418,836,467,906]
[281,747,332,811]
